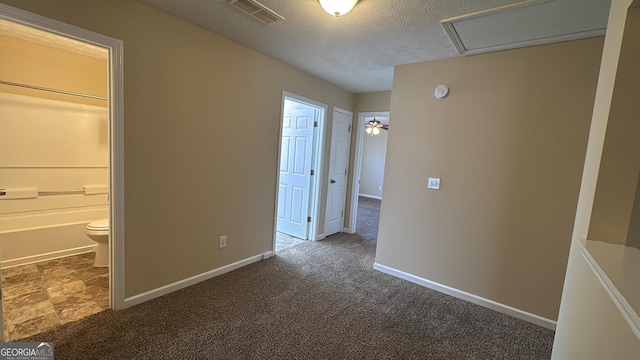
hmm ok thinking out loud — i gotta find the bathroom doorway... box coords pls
[0,5,124,341]
[274,93,326,251]
[348,111,390,234]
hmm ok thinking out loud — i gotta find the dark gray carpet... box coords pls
[22,196,554,359]
[355,196,382,242]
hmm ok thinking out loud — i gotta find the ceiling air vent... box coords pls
[229,0,285,25]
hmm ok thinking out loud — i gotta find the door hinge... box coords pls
[344,169,347,175]
[341,211,344,217]
[348,125,351,132]
[310,169,315,176]
[314,121,318,128]
[307,216,312,223]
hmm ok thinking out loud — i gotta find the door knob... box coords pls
[330,179,336,184]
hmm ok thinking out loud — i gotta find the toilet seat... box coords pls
[87,218,109,231]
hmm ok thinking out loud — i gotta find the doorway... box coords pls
[348,112,390,234]
[274,93,326,251]
[0,4,124,340]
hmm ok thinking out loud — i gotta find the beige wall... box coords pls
[588,6,640,246]
[0,33,107,106]
[0,33,108,169]
[359,131,387,198]
[1,0,354,297]
[626,171,640,249]
[376,37,603,320]
[353,91,391,113]
[345,91,391,228]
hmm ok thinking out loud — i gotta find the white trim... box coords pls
[0,4,126,311]
[124,252,269,308]
[348,111,390,234]
[1,245,96,268]
[373,262,557,330]
[262,251,274,259]
[109,21,126,311]
[458,29,606,57]
[358,193,382,200]
[307,98,326,242]
[578,241,640,340]
[0,220,102,234]
[440,18,466,55]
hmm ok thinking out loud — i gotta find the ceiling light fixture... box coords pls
[365,118,388,136]
[319,0,358,17]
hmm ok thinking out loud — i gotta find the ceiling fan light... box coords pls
[365,126,372,134]
[372,127,380,135]
[319,0,358,17]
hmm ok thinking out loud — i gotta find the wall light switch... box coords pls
[427,178,440,190]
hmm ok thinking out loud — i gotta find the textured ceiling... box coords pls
[139,0,607,93]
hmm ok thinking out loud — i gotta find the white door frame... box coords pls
[0,4,126,310]
[346,111,390,234]
[273,91,327,251]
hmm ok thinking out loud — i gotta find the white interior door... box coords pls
[325,107,353,237]
[277,101,316,239]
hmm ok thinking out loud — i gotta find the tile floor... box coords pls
[1,252,109,341]
[275,232,306,251]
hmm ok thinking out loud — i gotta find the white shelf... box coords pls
[582,240,640,338]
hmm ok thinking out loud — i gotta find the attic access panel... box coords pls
[441,0,610,55]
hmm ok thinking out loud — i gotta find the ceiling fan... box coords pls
[365,118,388,136]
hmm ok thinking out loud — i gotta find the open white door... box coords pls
[277,100,316,239]
[325,107,353,237]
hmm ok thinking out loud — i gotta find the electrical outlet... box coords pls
[219,235,227,249]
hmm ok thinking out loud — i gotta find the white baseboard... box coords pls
[373,262,557,330]
[124,252,270,308]
[1,245,96,268]
[312,233,326,241]
[359,193,382,200]
[262,251,274,259]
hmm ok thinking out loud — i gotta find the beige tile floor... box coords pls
[1,253,109,341]
[275,231,306,251]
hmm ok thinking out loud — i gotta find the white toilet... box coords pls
[85,218,109,267]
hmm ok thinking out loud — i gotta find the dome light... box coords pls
[319,0,358,17]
